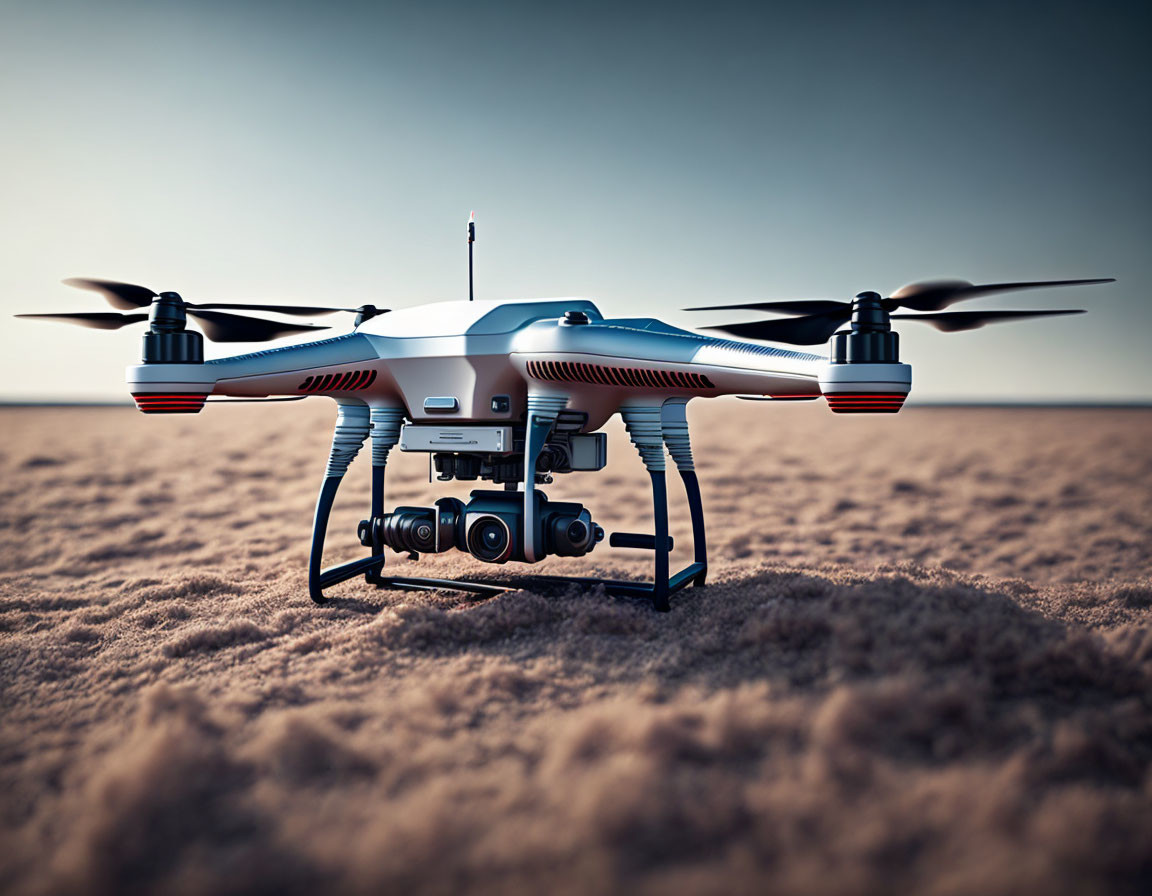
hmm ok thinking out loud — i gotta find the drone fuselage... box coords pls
[126,298,912,421]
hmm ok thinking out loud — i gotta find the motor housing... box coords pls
[819,362,912,413]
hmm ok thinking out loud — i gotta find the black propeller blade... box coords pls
[184,309,330,342]
[14,312,150,330]
[188,302,358,316]
[684,299,846,315]
[62,278,157,309]
[62,277,365,317]
[706,310,851,345]
[687,277,1113,345]
[687,278,1114,318]
[886,278,1114,312]
[890,308,1085,332]
[14,276,384,342]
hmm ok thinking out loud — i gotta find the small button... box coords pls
[424,396,458,413]
[561,310,589,325]
[490,395,510,413]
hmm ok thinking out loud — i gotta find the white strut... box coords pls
[660,399,694,471]
[620,404,667,471]
[370,406,405,466]
[325,401,370,478]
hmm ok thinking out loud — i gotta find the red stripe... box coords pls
[132,394,207,400]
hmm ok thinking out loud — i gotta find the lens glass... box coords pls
[565,520,588,545]
[467,516,511,563]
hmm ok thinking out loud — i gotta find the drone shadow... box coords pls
[324,565,1147,726]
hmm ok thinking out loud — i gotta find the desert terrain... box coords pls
[1,400,1150,895]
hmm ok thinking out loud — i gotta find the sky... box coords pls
[0,0,1148,402]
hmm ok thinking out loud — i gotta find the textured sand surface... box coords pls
[1,402,1150,895]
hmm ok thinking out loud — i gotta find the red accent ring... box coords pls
[131,392,208,415]
[825,391,907,415]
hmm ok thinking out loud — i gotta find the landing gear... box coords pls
[306,399,708,611]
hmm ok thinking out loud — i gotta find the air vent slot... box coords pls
[298,368,378,393]
[526,360,714,390]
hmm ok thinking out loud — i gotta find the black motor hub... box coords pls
[142,292,204,364]
[830,291,899,364]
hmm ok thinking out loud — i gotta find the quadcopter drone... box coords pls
[17,219,1113,610]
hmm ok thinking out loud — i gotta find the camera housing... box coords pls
[359,489,603,564]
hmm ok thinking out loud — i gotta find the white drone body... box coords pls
[20,246,1109,610]
[126,298,910,419]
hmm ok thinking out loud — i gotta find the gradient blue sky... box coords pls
[1,0,1148,401]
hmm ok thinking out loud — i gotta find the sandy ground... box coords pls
[1,401,1150,895]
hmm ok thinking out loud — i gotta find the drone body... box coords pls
[17,232,1113,610]
[126,298,897,421]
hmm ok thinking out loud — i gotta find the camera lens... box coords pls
[466,515,512,563]
[380,507,438,554]
[565,520,588,545]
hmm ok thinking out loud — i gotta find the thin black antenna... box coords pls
[467,210,475,301]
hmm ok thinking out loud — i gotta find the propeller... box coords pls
[16,307,329,342]
[890,308,1085,332]
[62,278,158,310]
[702,312,851,345]
[62,278,362,316]
[176,309,332,342]
[16,278,390,343]
[686,277,1113,345]
[14,312,150,330]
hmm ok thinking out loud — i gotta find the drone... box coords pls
[17,218,1114,610]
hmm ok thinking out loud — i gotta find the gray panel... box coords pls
[568,433,607,470]
[399,425,514,453]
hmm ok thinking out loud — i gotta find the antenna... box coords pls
[467,211,475,301]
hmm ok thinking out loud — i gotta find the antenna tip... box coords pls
[469,210,475,222]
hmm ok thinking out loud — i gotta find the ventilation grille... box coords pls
[297,368,378,393]
[525,360,714,390]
